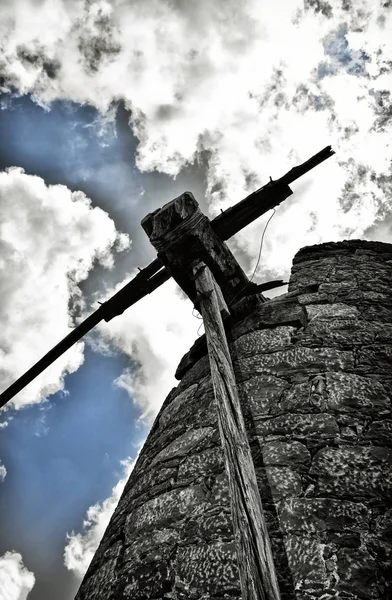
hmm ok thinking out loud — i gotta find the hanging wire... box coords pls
[249,208,276,283]
[192,306,204,337]
[191,207,277,334]
[197,321,205,337]
[230,208,277,306]
[192,208,276,337]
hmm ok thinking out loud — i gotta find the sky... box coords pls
[0,1,391,598]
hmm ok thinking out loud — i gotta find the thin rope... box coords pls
[230,208,277,305]
[191,208,277,331]
[249,208,276,283]
[192,306,204,337]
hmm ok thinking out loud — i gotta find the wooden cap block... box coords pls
[141,192,250,307]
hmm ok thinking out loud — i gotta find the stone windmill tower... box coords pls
[75,238,392,600]
[1,148,390,599]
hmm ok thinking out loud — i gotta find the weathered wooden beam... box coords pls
[0,146,335,408]
[193,262,281,600]
[0,262,169,409]
[211,145,334,240]
[141,192,252,308]
[212,181,292,241]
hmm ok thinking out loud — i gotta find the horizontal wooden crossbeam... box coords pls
[0,146,334,408]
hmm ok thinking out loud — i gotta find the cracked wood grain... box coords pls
[193,261,281,600]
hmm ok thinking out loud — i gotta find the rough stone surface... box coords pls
[76,240,392,600]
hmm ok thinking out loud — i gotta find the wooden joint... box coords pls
[141,192,250,308]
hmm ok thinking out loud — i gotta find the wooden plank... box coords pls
[193,262,281,600]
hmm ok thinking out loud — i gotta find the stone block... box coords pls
[125,486,208,537]
[159,379,217,431]
[364,420,392,444]
[311,446,392,498]
[177,354,210,389]
[254,413,339,440]
[355,345,392,374]
[262,440,311,469]
[326,372,391,416]
[177,446,224,482]
[237,347,354,379]
[151,427,215,465]
[374,508,392,540]
[297,292,329,305]
[336,547,384,599]
[263,466,302,500]
[283,534,327,589]
[174,541,239,596]
[305,303,360,321]
[238,374,289,417]
[182,507,233,543]
[232,295,305,336]
[375,323,392,343]
[158,384,198,429]
[279,381,327,414]
[76,558,122,600]
[123,528,179,564]
[208,471,230,506]
[124,466,177,504]
[361,304,392,323]
[318,281,358,295]
[231,326,295,357]
[123,559,173,599]
[289,263,336,293]
[297,318,376,348]
[279,498,368,534]
[327,532,361,548]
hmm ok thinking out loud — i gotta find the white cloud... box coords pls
[0,167,129,410]
[0,0,391,279]
[64,456,137,579]
[95,277,199,422]
[0,552,35,600]
[0,461,6,482]
[0,0,390,417]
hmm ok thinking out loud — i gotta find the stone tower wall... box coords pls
[76,240,392,600]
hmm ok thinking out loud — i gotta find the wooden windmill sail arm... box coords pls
[0,261,169,409]
[211,145,334,240]
[0,146,334,408]
[101,257,167,321]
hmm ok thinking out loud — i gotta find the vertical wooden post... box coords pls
[193,262,281,600]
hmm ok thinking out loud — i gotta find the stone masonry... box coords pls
[76,240,392,600]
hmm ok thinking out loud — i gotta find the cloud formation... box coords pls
[0,461,6,482]
[0,167,129,410]
[0,0,391,278]
[0,552,35,600]
[94,277,199,421]
[64,456,136,579]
